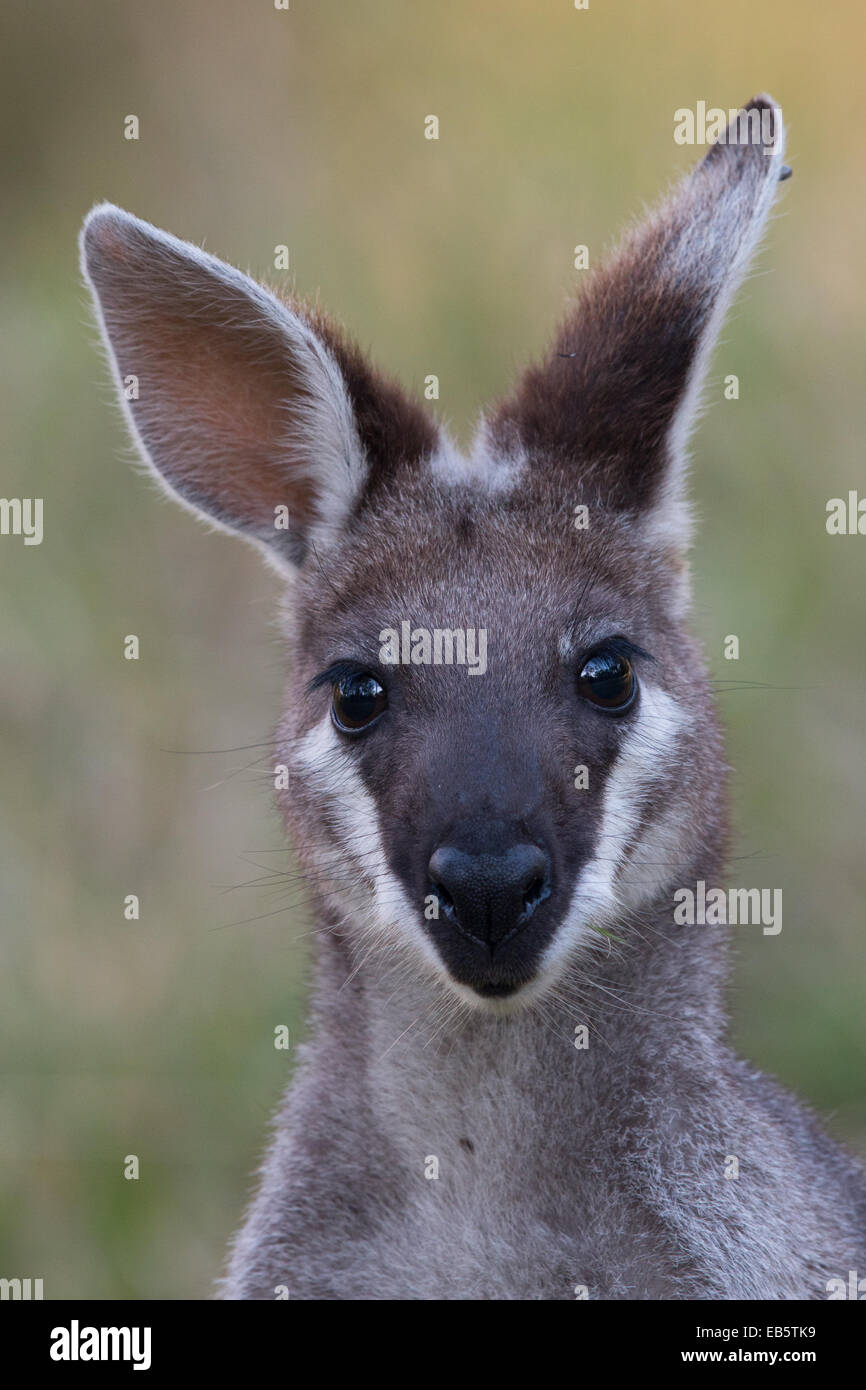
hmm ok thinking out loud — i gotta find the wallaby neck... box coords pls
[308,878,730,1155]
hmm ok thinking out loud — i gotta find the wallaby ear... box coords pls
[489,95,788,535]
[81,204,436,570]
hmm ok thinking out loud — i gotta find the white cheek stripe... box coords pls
[542,682,688,976]
[294,716,445,976]
[295,716,385,886]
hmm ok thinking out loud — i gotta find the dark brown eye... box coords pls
[577,648,636,711]
[331,672,387,732]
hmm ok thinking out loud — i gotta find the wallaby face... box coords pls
[81,102,779,1011]
[277,469,721,1009]
[82,97,866,1300]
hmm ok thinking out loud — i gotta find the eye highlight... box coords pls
[577,645,637,712]
[331,671,387,732]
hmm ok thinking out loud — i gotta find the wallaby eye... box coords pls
[577,647,636,712]
[331,672,387,732]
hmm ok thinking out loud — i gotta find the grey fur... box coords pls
[81,95,866,1301]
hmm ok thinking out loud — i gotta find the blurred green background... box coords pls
[1,0,864,1298]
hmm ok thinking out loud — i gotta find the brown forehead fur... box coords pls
[287,463,689,713]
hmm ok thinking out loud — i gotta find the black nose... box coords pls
[428,842,551,951]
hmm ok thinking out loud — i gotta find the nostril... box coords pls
[520,872,550,922]
[522,876,544,913]
[428,876,456,920]
[428,847,461,923]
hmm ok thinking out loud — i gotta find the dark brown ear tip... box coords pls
[779,164,793,181]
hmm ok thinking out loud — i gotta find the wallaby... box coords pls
[82,95,866,1300]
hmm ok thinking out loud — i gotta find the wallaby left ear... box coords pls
[489,95,788,529]
[81,205,437,571]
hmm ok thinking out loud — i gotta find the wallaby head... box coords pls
[82,97,787,1013]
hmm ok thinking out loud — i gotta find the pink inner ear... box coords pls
[84,205,439,550]
[84,208,328,538]
[137,311,320,532]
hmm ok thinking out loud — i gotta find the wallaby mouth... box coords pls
[473,979,523,999]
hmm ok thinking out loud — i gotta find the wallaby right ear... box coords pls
[81,204,436,570]
[487,96,788,536]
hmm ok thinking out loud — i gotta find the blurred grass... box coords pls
[0,0,864,1297]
